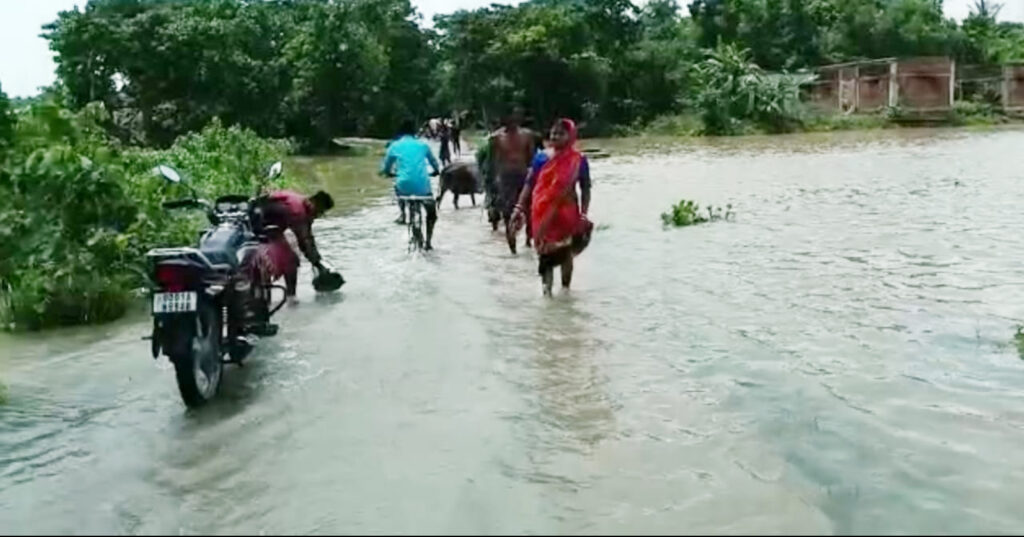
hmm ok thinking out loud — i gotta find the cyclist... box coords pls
[380,119,442,250]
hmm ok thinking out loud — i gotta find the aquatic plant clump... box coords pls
[661,199,733,227]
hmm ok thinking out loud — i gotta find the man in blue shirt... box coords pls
[380,119,441,249]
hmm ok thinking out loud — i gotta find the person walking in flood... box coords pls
[438,121,452,168]
[450,114,462,157]
[489,109,537,253]
[511,118,592,296]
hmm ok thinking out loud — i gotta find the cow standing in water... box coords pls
[488,110,537,254]
[437,161,482,209]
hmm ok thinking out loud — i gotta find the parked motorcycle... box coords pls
[146,162,286,408]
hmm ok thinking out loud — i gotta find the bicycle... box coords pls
[396,195,435,252]
[383,168,438,253]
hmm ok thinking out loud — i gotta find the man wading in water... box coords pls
[488,109,537,254]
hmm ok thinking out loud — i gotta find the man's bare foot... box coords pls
[287,296,300,307]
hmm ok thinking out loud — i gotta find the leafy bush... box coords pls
[1015,326,1024,361]
[691,44,803,136]
[642,113,704,136]
[0,102,292,331]
[661,199,732,227]
[951,99,1007,126]
[798,108,893,132]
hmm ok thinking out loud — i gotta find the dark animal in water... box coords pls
[437,162,482,209]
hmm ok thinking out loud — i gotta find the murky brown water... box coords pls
[3,128,1024,534]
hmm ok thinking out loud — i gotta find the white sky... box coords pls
[0,0,1020,97]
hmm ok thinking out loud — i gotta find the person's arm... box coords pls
[514,169,535,215]
[524,130,538,164]
[579,157,591,216]
[487,134,499,181]
[514,152,545,214]
[380,147,396,177]
[292,217,323,269]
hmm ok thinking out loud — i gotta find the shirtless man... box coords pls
[488,109,536,254]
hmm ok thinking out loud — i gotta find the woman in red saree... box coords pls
[512,118,593,296]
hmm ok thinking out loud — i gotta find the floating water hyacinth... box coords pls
[661,199,733,227]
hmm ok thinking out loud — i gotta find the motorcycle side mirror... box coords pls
[154,165,182,184]
[268,161,283,179]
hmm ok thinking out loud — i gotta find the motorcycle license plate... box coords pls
[152,292,197,314]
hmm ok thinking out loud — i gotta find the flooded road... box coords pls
[4,128,1024,534]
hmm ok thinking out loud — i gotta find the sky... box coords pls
[1,0,1021,97]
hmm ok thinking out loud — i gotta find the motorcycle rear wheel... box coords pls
[171,302,223,408]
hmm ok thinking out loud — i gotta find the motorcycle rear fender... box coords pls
[152,312,197,360]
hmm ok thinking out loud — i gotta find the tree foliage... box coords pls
[42,0,1024,144]
[45,0,434,150]
[0,82,13,150]
[692,44,803,135]
[0,99,291,331]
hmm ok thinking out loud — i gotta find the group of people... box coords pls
[480,112,593,295]
[255,111,594,303]
[419,115,463,168]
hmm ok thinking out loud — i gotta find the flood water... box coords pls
[3,128,1024,534]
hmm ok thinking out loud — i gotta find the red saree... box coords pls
[531,119,583,253]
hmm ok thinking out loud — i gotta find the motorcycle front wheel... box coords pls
[171,301,223,408]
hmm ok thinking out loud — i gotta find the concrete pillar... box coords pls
[854,65,861,113]
[949,59,956,109]
[889,61,899,108]
[1004,65,1011,111]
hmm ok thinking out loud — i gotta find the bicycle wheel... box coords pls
[411,224,424,250]
[406,202,424,251]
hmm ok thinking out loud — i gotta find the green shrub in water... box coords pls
[1014,326,1024,361]
[661,199,732,227]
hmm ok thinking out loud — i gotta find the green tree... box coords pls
[962,1,1024,63]
[614,0,698,122]
[0,82,13,149]
[44,0,435,149]
[691,43,802,135]
[352,0,437,136]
